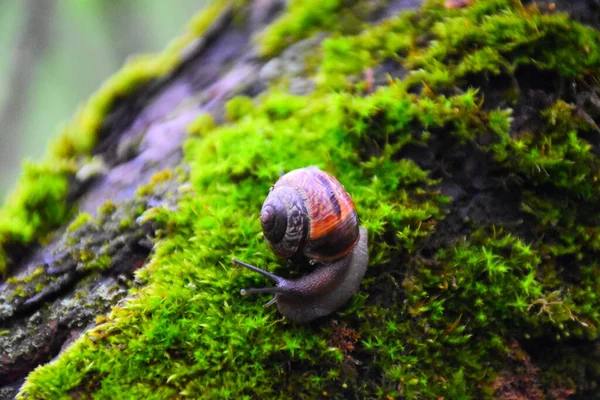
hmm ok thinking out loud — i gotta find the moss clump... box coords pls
[224,95,255,121]
[66,212,93,233]
[406,4,600,85]
[0,162,71,243]
[258,0,384,57]
[0,162,71,276]
[384,230,551,397]
[136,170,176,197]
[489,100,600,199]
[17,0,600,398]
[318,13,417,88]
[186,113,216,137]
[6,266,44,285]
[80,253,112,272]
[319,0,599,92]
[97,200,117,216]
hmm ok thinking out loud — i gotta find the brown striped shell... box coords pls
[259,167,359,263]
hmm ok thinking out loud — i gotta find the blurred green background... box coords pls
[0,0,208,200]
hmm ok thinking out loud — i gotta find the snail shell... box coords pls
[260,167,359,262]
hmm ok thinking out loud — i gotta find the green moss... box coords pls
[0,1,231,278]
[67,213,93,233]
[0,162,71,277]
[224,96,255,121]
[17,0,600,398]
[20,79,463,399]
[258,0,383,57]
[6,266,44,285]
[187,113,216,137]
[490,100,600,198]
[406,1,600,89]
[34,282,46,293]
[80,253,112,272]
[50,0,230,161]
[318,13,417,88]
[136,169,175,197]
[0,162,71,244]
[383,230,544,395]
[119,218,133,231]
[97,201,117,216]
[13,285,26,298]
[318,0,600,92]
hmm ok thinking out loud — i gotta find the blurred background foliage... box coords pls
[0,0,208,199]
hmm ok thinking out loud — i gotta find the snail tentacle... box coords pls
[232,258,283,283]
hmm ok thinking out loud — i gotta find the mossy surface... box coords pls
[17,0,600,398]
[0,169,180,392]
[0,0,231,278]
[257,0,384,57]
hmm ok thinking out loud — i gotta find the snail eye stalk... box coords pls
[233,258,289,307]
[232,258,283,284]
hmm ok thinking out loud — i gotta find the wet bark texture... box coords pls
[0,0,599,398]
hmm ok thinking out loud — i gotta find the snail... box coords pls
[232,166,369,323]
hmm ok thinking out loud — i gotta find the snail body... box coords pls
[233,167,369,323]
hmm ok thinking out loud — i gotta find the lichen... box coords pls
[17,0,600,398]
